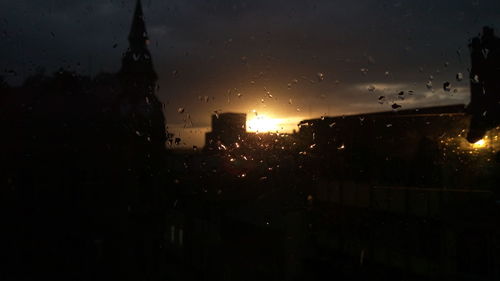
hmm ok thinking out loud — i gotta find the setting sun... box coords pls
[246,115,281,132]
[472,138,487,149]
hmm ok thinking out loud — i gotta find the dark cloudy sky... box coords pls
[1,0,500,146]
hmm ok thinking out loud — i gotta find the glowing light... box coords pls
[472,138,486,149]
[246,115,281,132]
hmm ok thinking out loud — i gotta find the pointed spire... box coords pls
[128,0,149,50]
[120,0,157,82]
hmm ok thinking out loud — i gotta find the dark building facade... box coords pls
[1,1,168,281]
[119,0,166,161]
[295,104,500,280]
[468,26,500,142]
[205,112,247,149]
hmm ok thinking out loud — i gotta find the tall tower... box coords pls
[120,0,157,89]
[119,0,166,156]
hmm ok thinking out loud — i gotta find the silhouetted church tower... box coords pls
[119,0,166,170]
[120,0,157,86]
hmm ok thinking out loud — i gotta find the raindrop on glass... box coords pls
[391,103,402,110]
[316,72,324,82]
[443,82,451,91]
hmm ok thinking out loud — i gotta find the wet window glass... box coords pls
[1,1,499,280]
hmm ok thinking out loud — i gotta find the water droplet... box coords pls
[367,84,376,92]
[316,72,324,82]
[443,82,451,91]
[426,81,433,89]
[177,107,185,114]
[482,48,489,59]
[378,96,385,104]
[456,72,464,81]
[264,87,273,98]
[392,103,402,110]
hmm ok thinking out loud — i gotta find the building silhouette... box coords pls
[1,1,168,281]
[205,112,247,148]
[468,26,500,142]
[119,0,166,160]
